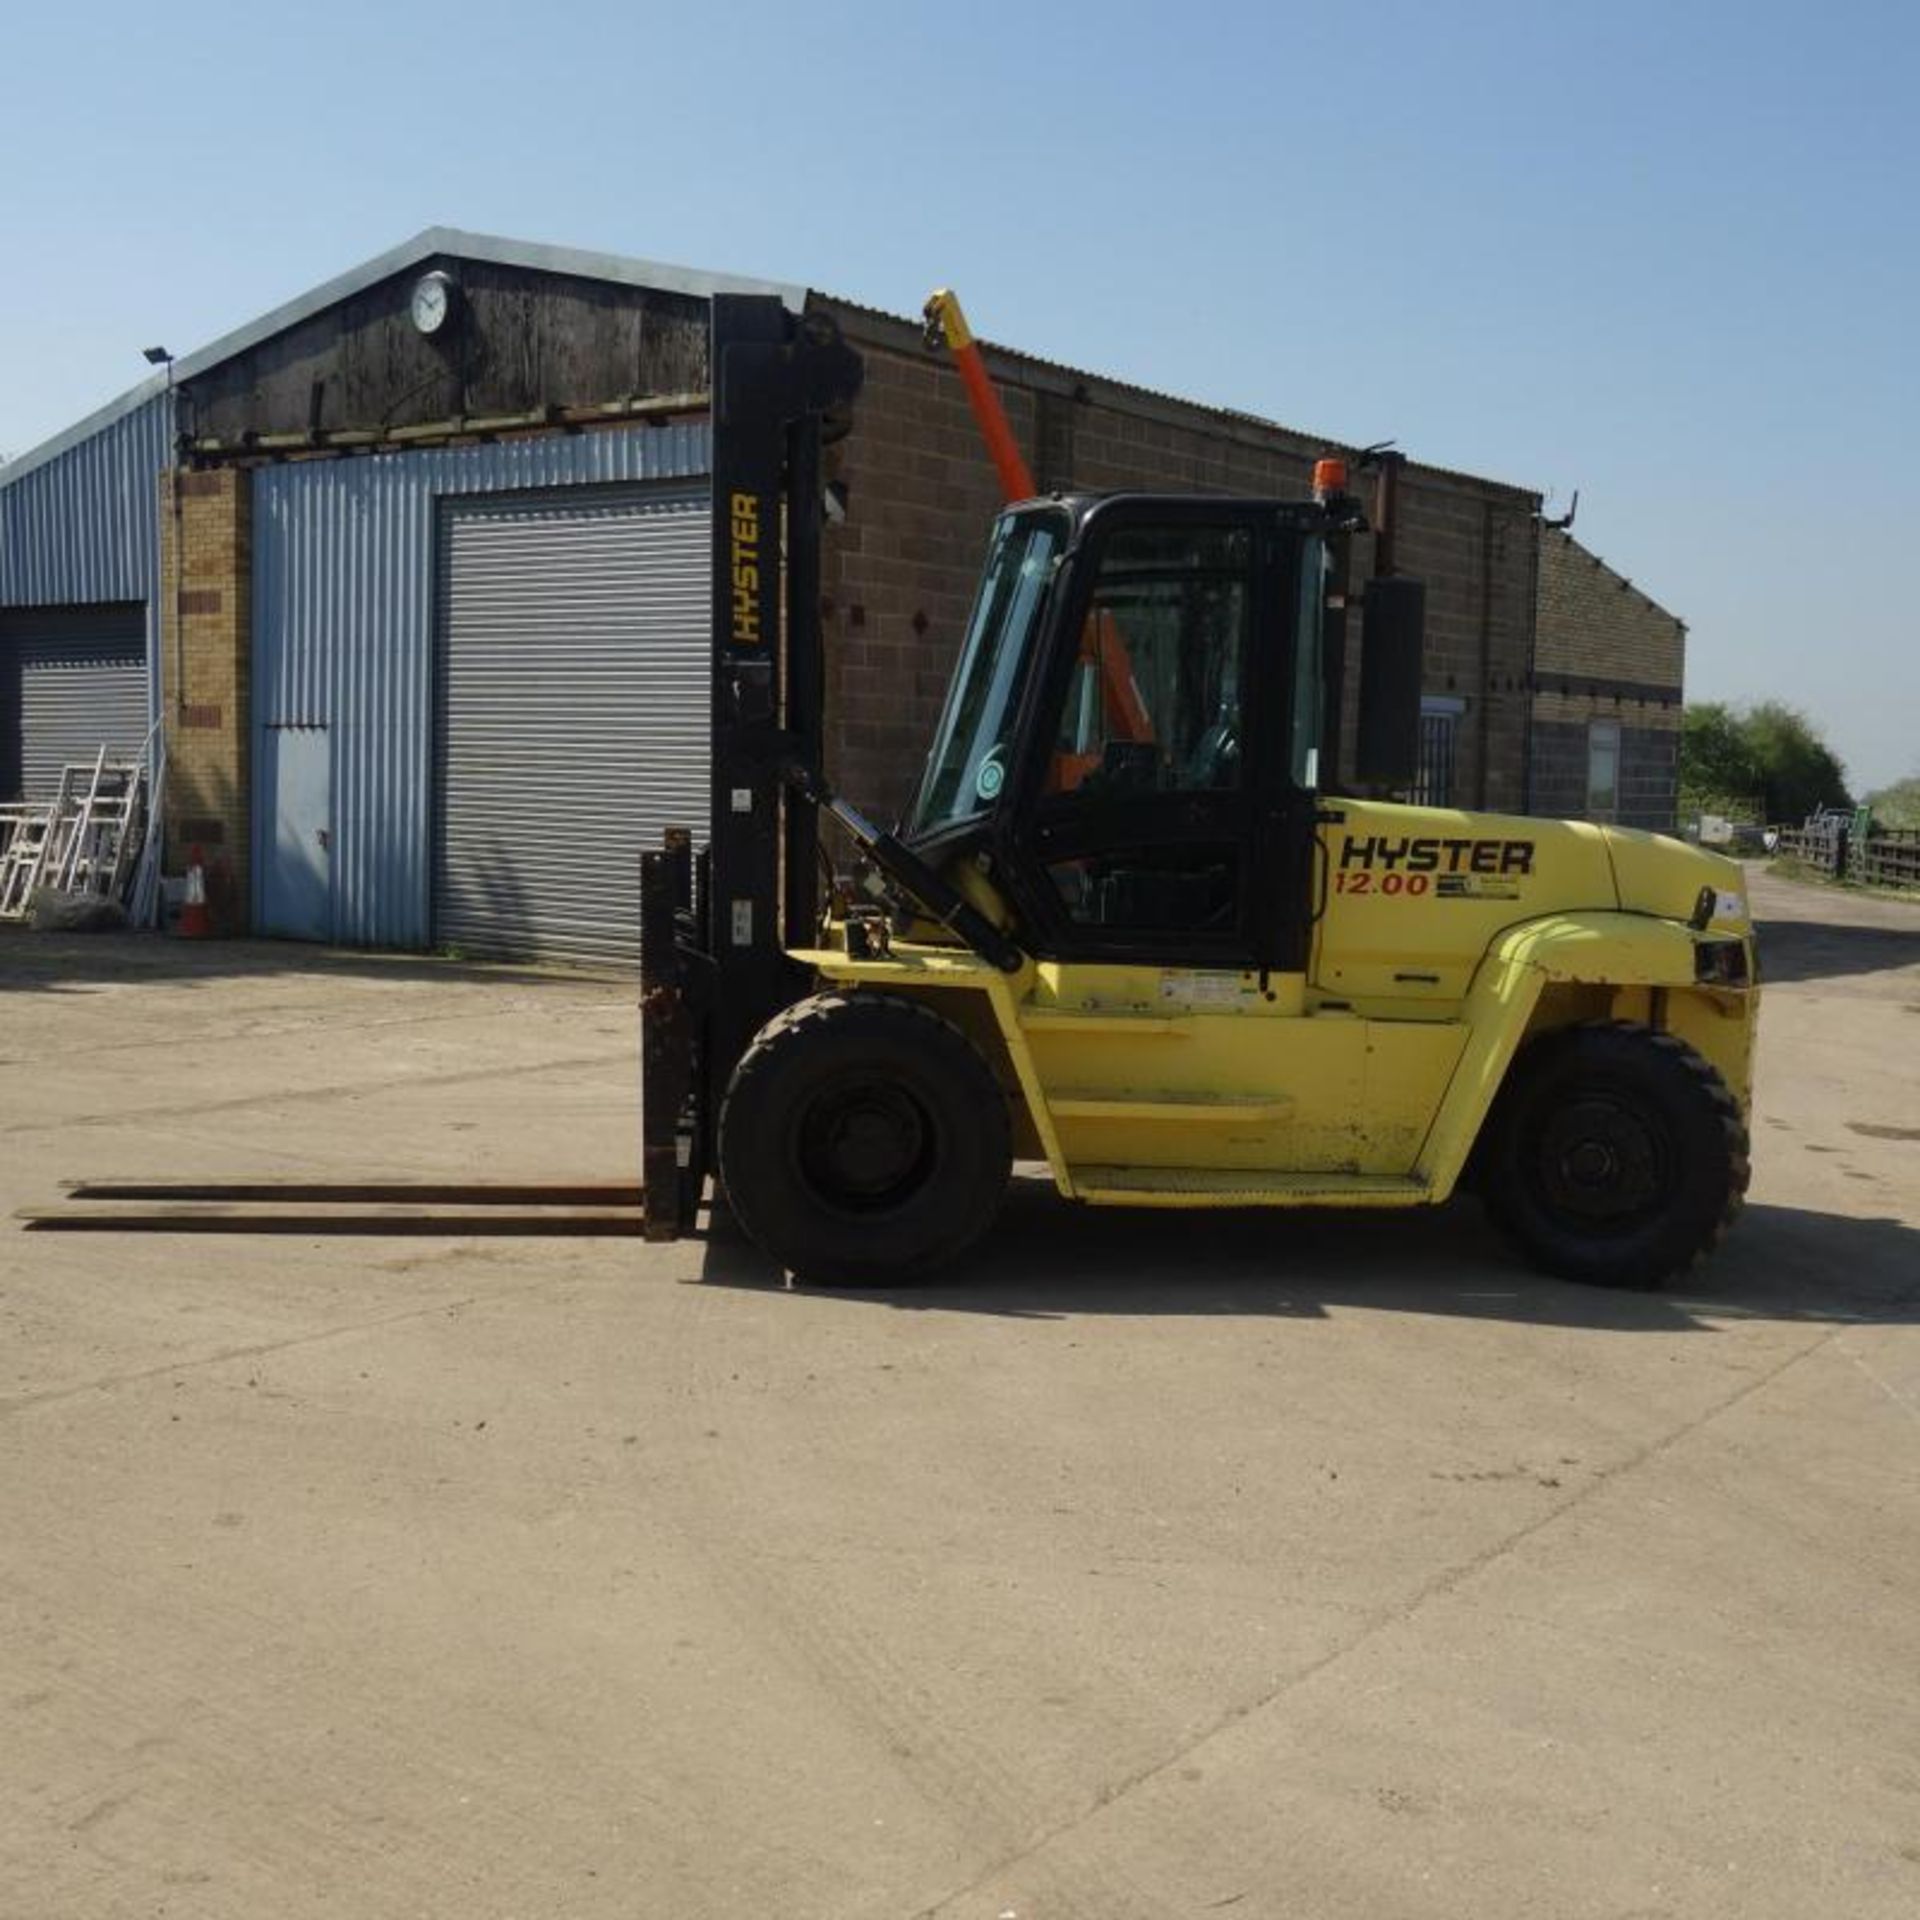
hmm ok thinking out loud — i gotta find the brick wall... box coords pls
[1530,716,1679,834]
[1393,482,1537,815]
[815,343,1010,818]
[1536,528,1684,684]
[159,468,252,923]
[816,301,1541,823]
[1619,722,1681,832]
[1530,529,1684,833]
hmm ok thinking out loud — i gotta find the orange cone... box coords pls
[178,846,211,939]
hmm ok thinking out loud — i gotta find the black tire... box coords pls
[717,992,1011,1286]
[1480,1022,1749,1289]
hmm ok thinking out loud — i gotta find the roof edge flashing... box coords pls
[815,293,1541,508]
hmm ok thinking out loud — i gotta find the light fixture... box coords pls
[142,346,172,366]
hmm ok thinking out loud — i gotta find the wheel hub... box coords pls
[797,1078,932,1211]
[1538,1092,1670,1225]
[1566,1139,1617,1184]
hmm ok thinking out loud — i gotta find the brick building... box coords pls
[2,229,1665,963]
[1528,527,1685,833]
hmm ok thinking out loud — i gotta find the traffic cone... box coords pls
[178,846,211,939]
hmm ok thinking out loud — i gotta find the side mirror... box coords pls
[1355,575,1426,791]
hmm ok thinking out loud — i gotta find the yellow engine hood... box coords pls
[1312,804,1753,1002]
[1314,802,1618,999]
[1601,826,1751,934]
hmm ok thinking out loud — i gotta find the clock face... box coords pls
[410,271,454,335]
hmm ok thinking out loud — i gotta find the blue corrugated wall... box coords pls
[0,392,173,727]
[251,422,712,948]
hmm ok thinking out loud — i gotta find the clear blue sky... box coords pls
[4,0,1914,790]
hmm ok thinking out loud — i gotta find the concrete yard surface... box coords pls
[2,866,1917,1919]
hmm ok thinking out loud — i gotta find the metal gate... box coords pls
[1,603,148,800]
[1412,696,1464,809]
[433,486,709,965]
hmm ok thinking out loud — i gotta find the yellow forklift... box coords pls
[24,294,1754,1279]
[638,295,1757,1291]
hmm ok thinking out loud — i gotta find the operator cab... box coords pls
[902,490,1363,975]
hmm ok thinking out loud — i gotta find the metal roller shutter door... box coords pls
[2,603,148,800]
[434,485,708,965]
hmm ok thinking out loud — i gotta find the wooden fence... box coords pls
[1773,825,1920,890]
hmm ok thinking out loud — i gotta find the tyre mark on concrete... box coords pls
[0,1047,632,1139]
[650,1273,1150,1920]
[547,1264,977,1919]
[652,1279,1017,1846]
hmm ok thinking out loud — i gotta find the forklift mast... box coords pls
[639,296,863,1238]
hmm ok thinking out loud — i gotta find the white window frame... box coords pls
[1586,718,1622,822]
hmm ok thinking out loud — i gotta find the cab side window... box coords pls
[1045,526,1250,801]
[1034,522,1256,945]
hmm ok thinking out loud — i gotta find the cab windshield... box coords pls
[905,508,1066,839]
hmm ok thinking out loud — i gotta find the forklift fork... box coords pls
[639,828,704,1238]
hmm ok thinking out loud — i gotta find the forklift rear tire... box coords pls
[1480,1022,1749,1289]
[718,992,1011,1287]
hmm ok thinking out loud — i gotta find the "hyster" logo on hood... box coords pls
[1340,836,1535,875]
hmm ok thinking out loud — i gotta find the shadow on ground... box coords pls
[1755,913,1920,985]
[697,1179,1920,1335]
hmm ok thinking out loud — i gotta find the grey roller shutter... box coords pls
[1,603,149,800]
[434,485,709,966]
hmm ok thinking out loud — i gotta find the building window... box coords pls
[1413,696,1463,807]
[1587,719,1621,822]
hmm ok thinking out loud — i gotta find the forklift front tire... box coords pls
[718,992,1011,1287]
[1480,1022,1748,1289]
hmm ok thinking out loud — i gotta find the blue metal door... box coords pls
[261,725,331,940]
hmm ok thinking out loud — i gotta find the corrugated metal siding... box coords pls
[0,393,170,724]
[435,488,708,964]
[0,395,170,605]
[251,422,710,949]
[2,604,148,799]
